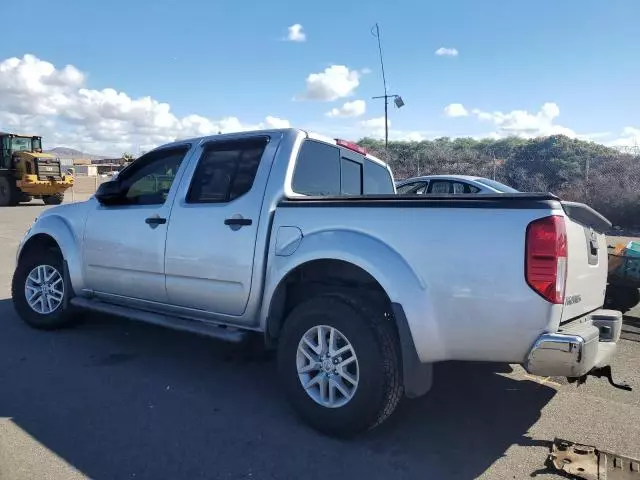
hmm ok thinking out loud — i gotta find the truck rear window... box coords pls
[341,158,362,195]
[363,160,394,194]
[292,140,341,196]
[292,139,394,196]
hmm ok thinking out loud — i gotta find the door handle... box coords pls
[145,216,167,226]
[224,217,252,227]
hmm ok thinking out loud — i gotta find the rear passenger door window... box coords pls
[292,140,340,196]
[187,138,267,203]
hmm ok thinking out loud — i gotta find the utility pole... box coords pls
[371,23,404,150]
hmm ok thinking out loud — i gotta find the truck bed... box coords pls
[273,191,609,364]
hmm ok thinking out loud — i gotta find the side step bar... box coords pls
[70,297,248,343]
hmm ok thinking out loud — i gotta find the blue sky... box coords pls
[0,0,638,153]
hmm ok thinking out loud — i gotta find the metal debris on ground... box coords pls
[548,438,640,479]
[567,365,633,392]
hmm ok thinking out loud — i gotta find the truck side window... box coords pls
[341,158,362,195]
[187,137,268,203]
[292,140,340,196]
[117,147,189,205]
[363,160,394,194]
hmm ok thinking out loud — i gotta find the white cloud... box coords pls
[0,54,290,155]
[298,65,361,101]
[353,117,431,142]
[443,103,468,117]
[356,117,432,142]
[264,115,291,128]
[299,119,437,145]
[360,116,389,130]
[285,24,306,42]
[435,47,459,57]
[609,127,640,147]
[464,102,576,139]
[359,116,394,139]
[395,131,425,142]
[326,100,366,118]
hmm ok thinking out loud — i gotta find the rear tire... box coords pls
[277,292,402,438]
[42,192,64,205]
[11,246,77,330]
[0,176,19,206]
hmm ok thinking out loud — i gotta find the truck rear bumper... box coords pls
[525,309,622,378]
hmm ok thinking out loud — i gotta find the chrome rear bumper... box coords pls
[525,309,622,378]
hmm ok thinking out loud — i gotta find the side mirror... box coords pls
[94,180,123,205]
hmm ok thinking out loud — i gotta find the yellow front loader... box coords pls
[0,132,74,206]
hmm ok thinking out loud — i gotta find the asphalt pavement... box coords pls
[1,196,639,480]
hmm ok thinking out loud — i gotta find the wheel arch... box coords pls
[18,233,62,261]
[264,258,392,342]
[263,255,434,398]
[18,216,84,294]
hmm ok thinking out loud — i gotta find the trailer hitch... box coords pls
[568,365,633,391]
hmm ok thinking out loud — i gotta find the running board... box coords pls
[70,297,248,343]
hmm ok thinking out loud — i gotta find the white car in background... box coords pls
[395,175,519,195]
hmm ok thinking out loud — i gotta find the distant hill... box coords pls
[45,147,109,160]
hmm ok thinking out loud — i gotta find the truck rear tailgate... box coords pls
[561,201,611,321]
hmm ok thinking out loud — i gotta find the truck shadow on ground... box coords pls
[0,299,556,480]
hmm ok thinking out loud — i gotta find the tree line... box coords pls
[358,135,640,228]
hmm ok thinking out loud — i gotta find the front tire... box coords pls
[0,176,19,206]
[42,192,64,205]
[11,247,77,330]
[277,292,402,437]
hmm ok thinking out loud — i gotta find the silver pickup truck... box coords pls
[12,128,628,437]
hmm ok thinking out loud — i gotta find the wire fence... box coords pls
[67,176,109,202]
[372,144,640,229]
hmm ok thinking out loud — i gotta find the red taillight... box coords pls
[335,138,367,155]
[525,215,567,304]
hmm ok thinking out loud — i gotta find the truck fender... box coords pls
[262,228,446,368]
[18,215,85,294]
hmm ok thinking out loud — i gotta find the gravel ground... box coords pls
[1,195,639,480]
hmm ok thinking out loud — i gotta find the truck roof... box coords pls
[161,127,388,168]
[0,131,40,138]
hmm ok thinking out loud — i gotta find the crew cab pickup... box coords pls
[12,128,626,437]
